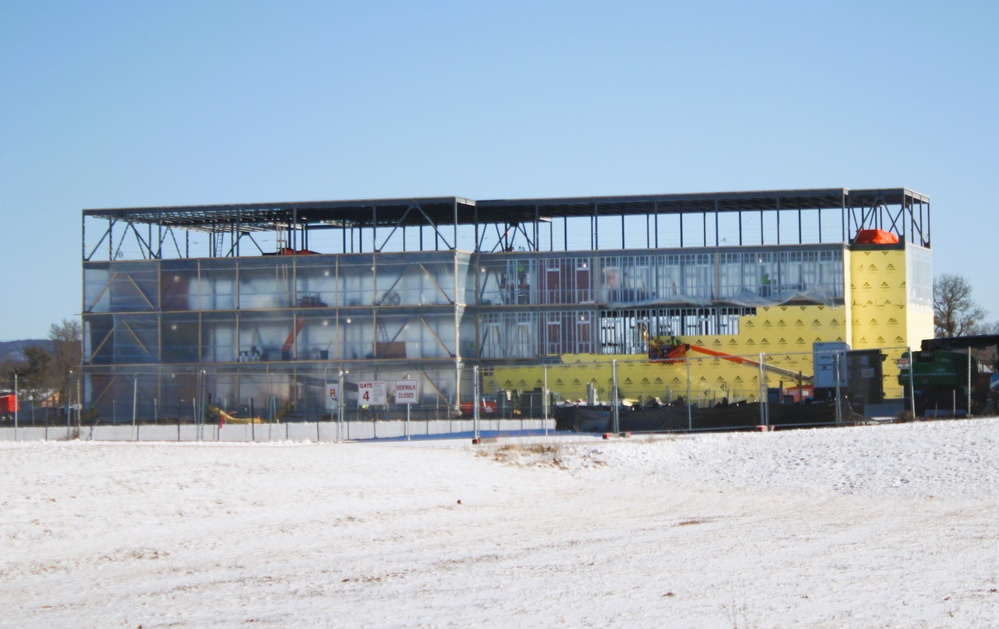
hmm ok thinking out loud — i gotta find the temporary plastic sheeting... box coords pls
[854,229,899,245]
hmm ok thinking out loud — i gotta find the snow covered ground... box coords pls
[3,419,999,628]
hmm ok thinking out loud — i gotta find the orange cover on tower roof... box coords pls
[854,229,899,244]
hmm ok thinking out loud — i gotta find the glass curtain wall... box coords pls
[85,252,468,365]
[476,247,844,308]
[472,245,845,360]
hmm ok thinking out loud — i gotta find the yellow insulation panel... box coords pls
[848,248,933,391]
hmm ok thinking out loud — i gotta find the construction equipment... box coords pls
[649,337,813,383]
[208,404,265,425]
[280,318,307,360]
[897,334,999,417]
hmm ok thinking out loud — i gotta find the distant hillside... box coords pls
[0,339,52,362]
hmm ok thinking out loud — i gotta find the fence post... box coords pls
[611,359,619,433]
[132,375,139,441]
[67,369,73,439]
[196,370,202,441]
[967,349,972,418]
[685,355,692,431]
[473,365,480,441]
[758,353,766,427]
[543,364,549,436]
[77,375,82,435]
[834,350,842,424]
[266,368,273,441]
[338,369,345,443]
[323,371,329,442]
[904,347,914,419]
[66,369,73,441]
[203,370,209,441]
[405,373,411,442]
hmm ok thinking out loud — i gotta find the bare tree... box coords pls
[934,274,987,338]
[971,321,999,371]
[979,321,999,335]
[15,346,52,410]
[0,357,22,390]
[49,318,82,407]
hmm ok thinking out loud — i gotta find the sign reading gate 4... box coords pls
[357,381,387,405]
[394,380,419,404]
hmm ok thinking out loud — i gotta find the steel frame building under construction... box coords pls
[81,188,932,422]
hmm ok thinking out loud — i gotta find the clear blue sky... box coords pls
[1,0,997,340]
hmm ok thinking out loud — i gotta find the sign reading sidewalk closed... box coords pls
[358,381,387,405]
[394,380,419,404]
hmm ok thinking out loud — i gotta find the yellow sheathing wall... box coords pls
[850,248,908,349]
[849,246,933,395]
[488,301,852,405]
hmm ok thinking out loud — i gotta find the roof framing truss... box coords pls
[83,188,930,262]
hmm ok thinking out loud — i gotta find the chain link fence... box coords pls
[542,346,909,434]
[0,346,922,441]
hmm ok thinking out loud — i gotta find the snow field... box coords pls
[2,419,999,627]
